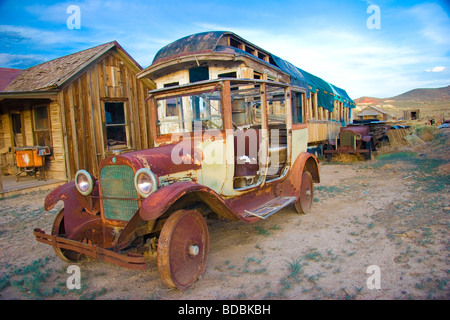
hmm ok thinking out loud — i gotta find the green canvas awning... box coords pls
[329,83,356,109]
[297,69,335,112]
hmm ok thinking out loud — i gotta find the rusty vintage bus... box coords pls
[34,31,355,290]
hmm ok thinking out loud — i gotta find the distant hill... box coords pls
[354,85,450,119]
[355,85,450,104]
[353,96,383,104]
[388,85,450,102]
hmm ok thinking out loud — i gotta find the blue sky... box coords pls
[0,0,449,98]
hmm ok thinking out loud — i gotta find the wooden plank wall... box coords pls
[59,52,153,179]
[0,114,12,175]
[22,109,33,146]
[0,114,10,152]
[48,101,66,179]
[307,120,341,144]
[0,103,64,178]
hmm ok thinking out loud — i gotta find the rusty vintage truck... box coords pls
[323,124,375,160]
[33,31,357,290]
[34,78,319,290]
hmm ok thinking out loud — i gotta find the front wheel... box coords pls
[51,209,83,262]
[294,171,314,214]
[157,210,209,290]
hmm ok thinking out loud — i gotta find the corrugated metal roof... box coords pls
[148,31,355,111]
[0,68,22,91]
[152,31,226,64]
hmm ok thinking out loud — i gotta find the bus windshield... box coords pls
[156,89,222,135]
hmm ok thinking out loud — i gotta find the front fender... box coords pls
[44,181,76,211]
[44,181,100,215]
[43,181,102,240]
[284,152,320,205]
[294,152,320,183]
[139,181,239,221]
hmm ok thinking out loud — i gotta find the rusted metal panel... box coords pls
[44,181,104,239]
[139,181,239,221]
[152,31,226,65]
[341,125,370,139]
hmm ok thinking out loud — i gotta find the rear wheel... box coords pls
[324,144,333,161]
[364,141,373,160]
[295,171,314,214]
[51,209,83,262]
[157,210,209,290]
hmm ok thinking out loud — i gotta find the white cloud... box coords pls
[0,53,47,68]
[188,23,449,98]
[425,66,446,72]
[2,1,449,98]
[407,3,450,45]
[0,25,87,46]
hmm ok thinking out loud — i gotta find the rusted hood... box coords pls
[99,140,201,176]
[341,125,370,137]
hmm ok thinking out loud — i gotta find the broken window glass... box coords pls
[104,102,127,147]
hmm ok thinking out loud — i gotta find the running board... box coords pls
[244,196,296,220]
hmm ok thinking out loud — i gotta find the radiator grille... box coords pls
[340,131,355,148]
[100,165,139,221]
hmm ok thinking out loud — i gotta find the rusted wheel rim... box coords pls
[295,171,313,214]
[157,210,209,290]
[51,209,83,262]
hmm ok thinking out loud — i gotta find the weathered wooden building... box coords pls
[356,106,390,121]
[0,41,155,181]
[403,109,420,121]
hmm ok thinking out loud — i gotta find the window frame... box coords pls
[10,111,24,148]
[155,88,223,136]
[32,104,52,148]
[103,100,131,150]
[291,91,305,125]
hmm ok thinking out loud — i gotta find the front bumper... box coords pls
[33,228,147,270]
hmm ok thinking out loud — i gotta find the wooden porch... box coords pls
[0,174,66,198]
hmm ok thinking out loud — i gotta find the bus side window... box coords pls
[291,92,303,124]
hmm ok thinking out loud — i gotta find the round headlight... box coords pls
[134,168,158,198]
[75,170,93,195]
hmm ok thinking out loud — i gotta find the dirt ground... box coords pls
[0,129,449,301]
